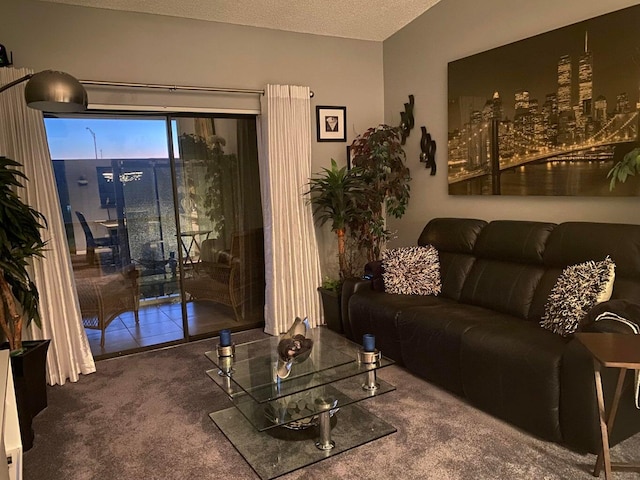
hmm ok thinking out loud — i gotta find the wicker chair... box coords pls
[77,265,140,346]
[183,230,260,321]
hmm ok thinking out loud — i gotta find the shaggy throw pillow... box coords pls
[540,256,616,336]
[382,245,441,296]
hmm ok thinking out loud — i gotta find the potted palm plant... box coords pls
[306,159,367,332]
[0,156,50,450]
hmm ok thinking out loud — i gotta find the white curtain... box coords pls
[0,67,96,385]
[258,85,322,335]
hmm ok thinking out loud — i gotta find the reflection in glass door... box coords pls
[173,116,265,337]
[45,113,264,358]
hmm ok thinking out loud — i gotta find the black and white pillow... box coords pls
[382,245,441,296]
[540,256,616,336]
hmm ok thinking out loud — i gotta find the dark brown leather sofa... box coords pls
[343,218,640,453]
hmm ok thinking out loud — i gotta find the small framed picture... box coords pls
[316,106,346,142]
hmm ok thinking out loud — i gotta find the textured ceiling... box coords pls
[39,0,442,41]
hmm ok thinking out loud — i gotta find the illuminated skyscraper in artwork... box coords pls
[594,95,607,124]
[515,90,530,111]
[616,92,630,113]
[578,32,593,122]
[557,55,572,113]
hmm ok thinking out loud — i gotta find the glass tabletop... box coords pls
[204,327,394,404]
[205,327,397,479]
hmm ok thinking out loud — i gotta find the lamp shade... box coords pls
[24,70,87,112]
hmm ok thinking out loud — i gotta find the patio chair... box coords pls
[183,230,261,321]
[77,264,140,347]
[75,211,116,266]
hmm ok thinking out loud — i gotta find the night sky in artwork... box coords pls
[448,4,640,130]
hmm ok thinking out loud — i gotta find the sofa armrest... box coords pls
[582,318,640,334]
[364,260,385,292]
[581,299,640,334]
[340,277,373,340]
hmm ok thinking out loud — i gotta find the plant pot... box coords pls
[318,287,343,334]
[2,339,50,451]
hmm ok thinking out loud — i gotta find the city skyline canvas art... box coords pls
[447,4,640,196]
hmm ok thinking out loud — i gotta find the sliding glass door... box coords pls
[45,113,264,358]
[172,116,265,336]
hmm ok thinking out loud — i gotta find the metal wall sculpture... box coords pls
[399,95,415,145]
[419,126,437,175]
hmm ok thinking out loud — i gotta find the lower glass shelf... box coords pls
[210,402,396,480]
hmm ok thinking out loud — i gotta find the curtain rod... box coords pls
[79,79,314,97]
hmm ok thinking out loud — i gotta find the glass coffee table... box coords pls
[205,327,396,479]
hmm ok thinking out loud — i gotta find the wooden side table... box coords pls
[575,333,640,479]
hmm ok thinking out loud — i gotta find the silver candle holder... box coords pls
[356,348,381,392]
[217,344,235,396]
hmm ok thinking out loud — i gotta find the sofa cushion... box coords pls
[543,222,640,303]
[473,220,555,264]
[382,245,441,296]
[418,217,487,254]
[397,303,515,395]
[460,322,567,443]
[540,257,615,336]
[435,251,476,301]
[459,260,545,319]
[458,221,554,320]
[348,290,450,363]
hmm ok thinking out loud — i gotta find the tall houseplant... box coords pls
[0,156,50,451]
[306,159,367,333]
[349,124,411,261]
[306,159,367,281]
[0,157,47,353]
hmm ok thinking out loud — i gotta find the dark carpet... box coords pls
[24,329,640,479]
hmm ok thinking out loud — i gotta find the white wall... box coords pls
[5,0,386,277]
[383,0,640,246]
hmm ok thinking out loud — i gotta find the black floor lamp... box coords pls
[0,69,87,112]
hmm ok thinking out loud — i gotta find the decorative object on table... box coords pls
[219,329,232,347]
[216,329,235,395]
[419,126,437,175]
[316,106,346,142]
[264,393,339,432]
[399,94,415,145]
[217,328,235,358]
[362,334,375,352]
[269,317,337,432]
[0,157,50,451]
[349,124,411,262]
[275,317,314,379]
[447,3,640,196]
[357,334,381,392]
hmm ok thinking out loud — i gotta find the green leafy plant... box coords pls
[321,277,342,292]
[0,157,47,353]
[349,124,411,261]
[179,133,239,238]
[608,147,640,190]
[306,159,367,281]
